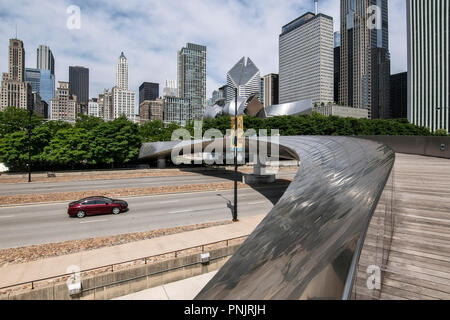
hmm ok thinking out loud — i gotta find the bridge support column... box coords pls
[244,157,276,184]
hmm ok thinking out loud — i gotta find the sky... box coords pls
[0,0,408,107]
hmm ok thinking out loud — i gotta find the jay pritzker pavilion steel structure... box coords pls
[139,136,395,300]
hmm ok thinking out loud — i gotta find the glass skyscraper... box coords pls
[177,43,207,120]
[25,68,41,93]
[40,70,55,107]
[69,66,89,105]
[340,0,391,119]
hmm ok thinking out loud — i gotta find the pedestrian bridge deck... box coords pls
[354,153,450,300]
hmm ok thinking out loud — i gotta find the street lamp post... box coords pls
[224,85,239,222]
[27,102,34,183]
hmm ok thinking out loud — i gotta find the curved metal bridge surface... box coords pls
[139,136,395,300]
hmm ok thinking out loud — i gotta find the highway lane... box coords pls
[0,186,288,250]
[0,171,296,196]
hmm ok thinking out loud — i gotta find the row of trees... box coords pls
[0,107,446,171]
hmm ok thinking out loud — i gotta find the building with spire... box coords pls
[112,52,136,120]
[1,38,32,111]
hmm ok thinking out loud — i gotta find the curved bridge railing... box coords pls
[139,136,395,300]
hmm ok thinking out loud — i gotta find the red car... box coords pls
[68,196,128,218]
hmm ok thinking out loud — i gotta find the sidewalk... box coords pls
[114,271,218,300]
[0,215,264,290]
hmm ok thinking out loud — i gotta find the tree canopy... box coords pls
[0,106,442,172]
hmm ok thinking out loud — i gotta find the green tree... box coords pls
[42,127,94,168]
[0,106,43,137]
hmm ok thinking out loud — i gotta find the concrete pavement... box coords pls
[0,171,296,196]
[113,271,218,300]
[0,215,264,290]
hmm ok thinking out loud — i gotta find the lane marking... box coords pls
[248,201,268,205]
[168,209,194,214]
[0,215,15,218]
[79,219,109,224]
[158,200,180,204]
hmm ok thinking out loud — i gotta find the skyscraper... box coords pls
[25,68,41,93]
[39,70,55,107]
[177,43,207,120]
[37,45,55,76]
[226,57,261,105]
[139,82,159,104]
[112,52,136,120]
[1,39,32,111]
[163,80,178,97]
[340,0,391,119]
[116,52,128,90]
[407,0,449,132]
[334,32,341,104]
[262,73,279,107]
[279,12,334,105]
[390,72,408,119]
[69,66,89,105]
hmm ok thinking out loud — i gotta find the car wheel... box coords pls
[77,211,86,218]
[112,207,121,215]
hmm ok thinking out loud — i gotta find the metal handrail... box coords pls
[0,235,249,291]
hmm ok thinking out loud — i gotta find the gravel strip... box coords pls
[0,180,292,206]
[0,220,233,269]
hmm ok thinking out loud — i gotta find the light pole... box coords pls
[27,101,34,183]
[224,85,239,222]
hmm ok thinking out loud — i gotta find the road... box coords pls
[0,186,288,250]
[0,171,296,196]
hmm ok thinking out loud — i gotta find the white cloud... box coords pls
[0,0,407,109]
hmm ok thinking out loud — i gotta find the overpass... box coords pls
[139,135,450,300]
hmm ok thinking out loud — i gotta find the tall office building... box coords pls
[139,82,159,104]
[1,39,32,111]
[340,0,391,119]
[25,68,48,117]
[36,45,55,106]
[37,45,55,76]
[226,57,261,105]
[112,52,136,120]
[177,43,207,120]
[39,70,55,106]
[390,72,408,119]
[98,89,113,121]
[25,68,41,93]
[262,73,279,107]
[116,52,128,90]
[334,32,341,103]
[279,12,334,105]
[407,0,449,132]
[69,66,89,105]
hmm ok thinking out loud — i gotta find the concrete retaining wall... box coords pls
[2,245,239,300]
[358,136,450,159]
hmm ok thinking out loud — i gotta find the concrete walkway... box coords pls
[114,271,218,300]
[0,215,264,290]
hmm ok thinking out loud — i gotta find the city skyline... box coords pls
[0,0,408,102]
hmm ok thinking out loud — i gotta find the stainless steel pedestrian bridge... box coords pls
[139,136,450,300]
